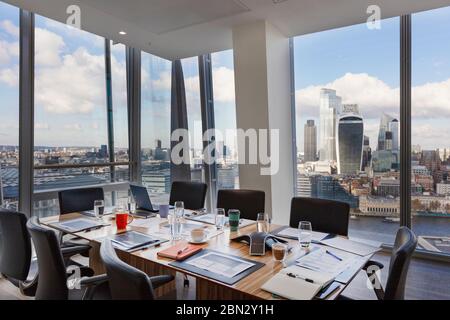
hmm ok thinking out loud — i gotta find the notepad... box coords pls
[186,213,256,229]
[157,242,203,261]
[109,231,167,251]
[320,237,381,256]
[261,265,335,300]
[51,218,106,233]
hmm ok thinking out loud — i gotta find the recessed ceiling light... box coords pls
[119,31,127,35]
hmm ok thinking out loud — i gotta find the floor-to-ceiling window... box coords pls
[293,18,400,244]
[33,16,129,216]
[181,57,204,183]
[141,52,172,203]
[0,2,19,210]
[411,6,450,254]
[211,50,240,190]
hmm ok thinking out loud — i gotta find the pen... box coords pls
[326,250,343,261]
[286,272,314,283]
[177,246,189,255]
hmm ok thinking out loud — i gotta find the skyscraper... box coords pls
[336,104,363,175]
[319,89,341,161]
[389,119,399,151]
[304,120,317,162]
[362,135,372,170]
[377,113,399,151]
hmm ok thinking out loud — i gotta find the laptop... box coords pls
[130,185,160,216]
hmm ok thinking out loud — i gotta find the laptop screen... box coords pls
[130,185,154,211]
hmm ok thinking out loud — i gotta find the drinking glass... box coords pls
[298,221,312,248]
[174,201,184,217]
[128,196,136,214]
[272,243,288,262]
[215,208,226,230]
[257,213,270,233]
[228,209,241,232]
[94,200,105,220]
[168,213,182,240]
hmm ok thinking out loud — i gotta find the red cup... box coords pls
[116,212,134,230]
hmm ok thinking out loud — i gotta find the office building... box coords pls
[304,120,317,162]
[362,135,372,170]
[336,105,363,175]
[319,89,341,161]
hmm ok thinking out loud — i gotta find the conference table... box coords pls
[40,211,374,300]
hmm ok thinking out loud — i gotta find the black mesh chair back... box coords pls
[58,187,104,214]
[26,217,68,300]
[0,209,32,283]
[169,181,207,210]
[100,240,155,300]
[216,189,265,221]
[289,197,350,236]
[384,227,418,300]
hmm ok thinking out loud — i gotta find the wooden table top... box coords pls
[40,212,372,300]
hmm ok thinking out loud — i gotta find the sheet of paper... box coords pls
[55,218,105,232]
[187,213,256,229]
[129,218,161,228]
[295,247,356,277]
[185,252,254,278]
[277,227,328,242]
[321,237,381,256]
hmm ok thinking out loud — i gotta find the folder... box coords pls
[261,265,335,300]
[157,242,203,261]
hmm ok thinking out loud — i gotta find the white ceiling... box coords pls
[5,0,450,60]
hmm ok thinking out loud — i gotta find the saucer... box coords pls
[188,238,208,244]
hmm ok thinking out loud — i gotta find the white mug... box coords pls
[191,228,207,242]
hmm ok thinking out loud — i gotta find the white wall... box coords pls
[232,20,294,225]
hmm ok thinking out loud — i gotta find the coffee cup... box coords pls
[191,228,207,242]
[159,204,170,218]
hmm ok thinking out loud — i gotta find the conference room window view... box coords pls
[0,0,449,304]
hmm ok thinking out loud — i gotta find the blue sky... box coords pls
[1,1,450,152]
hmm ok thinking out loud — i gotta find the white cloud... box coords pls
[0,39,18,65]
[152,71,171,91]
[35,27,65,67]
[212,67,235,103]
[296,72,450,120]
[63,123,82,131]
[0,66,18,86]
[1,20,19,37]
[35,123,50,130]
[35,47,106,114]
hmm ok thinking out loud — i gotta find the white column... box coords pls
[232,20,294,225]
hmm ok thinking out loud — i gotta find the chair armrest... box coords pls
[79,274,109,287]
[149,275,175,289]
[61,244,91,257]
[363,260,384,271]
[19,274,39,297]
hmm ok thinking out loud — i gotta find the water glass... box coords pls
[174,201,184,217]
[228,209,241,232]
[298,221,312,248]
[215,208,226,230]
[257,213,270,233]
[128,196,136,214]
[168,213,182,240]
[94,200,105,220]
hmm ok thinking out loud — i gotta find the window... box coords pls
[293,18,400,244]
[411,6,450,254]
[141,52,172,203]
[182,57,204,183]
[0,1,19,210]
[33,16,129,217]
[211,50,240,190]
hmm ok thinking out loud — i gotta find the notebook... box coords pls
[157,242,203,261]
[51,218,106,233]
[261,265,335,300]
[109,231,167,252]
[186,213,256,229]
[320,237,381,256]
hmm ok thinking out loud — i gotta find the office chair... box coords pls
[58,187,105,214]
[100,239,174,300]
[340,227,418,300]
[58,187,104,257]
[0,209,37,296]
[0,209,93,297]
[169,181,207,210]
[216,189,265,221]
[26,217,110,300]
[289,197,350,236]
